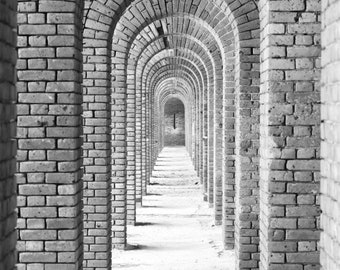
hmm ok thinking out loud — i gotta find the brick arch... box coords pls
[157,80,195,104]
[134,59,203,201]
[138,36,216,160]
[137,47,209,179]
[9,1,327,270]
[111,3,256,266]
[132,32,217,111]
[143,46,211,87]
[83,0,259,43]
[83,0,260,269]
[124,24,218,217]
[147,59,204,93]
[146,58,204,179]
[155,78,197,114]
[127,19,225,218]
[150,63,209,177]
[111,10,233,243]
[109,13,225,233]
[159,90,195,151]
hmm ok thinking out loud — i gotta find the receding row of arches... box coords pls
[0,0,338,269]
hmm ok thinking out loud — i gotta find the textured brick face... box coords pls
[83,0,262,269]
[259,0,321,269]
[0,0,335,269]
[0,1,17,269]
[16,1,84,269]
[320,0,340,269]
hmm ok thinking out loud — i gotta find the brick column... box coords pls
[320,1,340,269]
[203,97,209,200]
[111,52,127,249]
[259,0,321,268]
[141,90,147,196]
[135,84,142,204]
[195,95,201,174]
[223,87,236,249]
[126,59,136,225]
[145,93,151,186]
[0,1,17,269]
[207,88,214,205]
[82,27,112,269]
[214,81,224,225]
[17,0,84,268]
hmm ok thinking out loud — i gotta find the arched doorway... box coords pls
[163,97,186,147]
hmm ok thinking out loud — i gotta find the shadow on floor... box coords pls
[134,222,156,226]
[140,205,164,208]
[146,192,162,196]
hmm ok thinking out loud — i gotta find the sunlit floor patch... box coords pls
[112,147,235,270]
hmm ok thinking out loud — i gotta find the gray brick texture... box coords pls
[0,1,17,270]
[17,1,84,269]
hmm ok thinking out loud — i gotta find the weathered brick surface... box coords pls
[0,0,332,269]
[82,24,113,270]
[83,1,131,258]
[17,1,84,269]
[0,1,17,270]
[259,0,321,269]
[102,1,261,269]
[320,0,340,269]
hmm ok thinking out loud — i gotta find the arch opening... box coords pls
[163,97,186,146]
[5,0,329,270]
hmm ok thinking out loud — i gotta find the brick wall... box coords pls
[259,0,321,268]
[82,1,113,266]
[229,2,261,267]
[320,0,340,269]
[0,1,17,269]
[83,0,129,254]
[16,1,84,268]
[164,98,185,146]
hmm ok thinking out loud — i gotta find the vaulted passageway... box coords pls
[1,0,340,270]
[113,147,235,270]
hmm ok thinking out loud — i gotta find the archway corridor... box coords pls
[113,147,235,269]
[1,0,340,270]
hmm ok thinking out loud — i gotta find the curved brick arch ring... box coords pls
[82,0,260,268]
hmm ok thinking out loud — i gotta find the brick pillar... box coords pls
[141,91,147,196]
[150,95,157,170]
[17,0,84,268]
[190,104,195,158]
[207,89,214,205]
[151,98,159,168]
[145,93,151,186]
[111,50,127,249]
[223,87,236,249]
[195,96,201,174]
[320,1,340,269]
[235,65,260,269]
[214,80,224,225]
[200,94,206,184]
[259,0,321,268]
[203,95,209,200]
[0,1,17,269]
[135,84,142,204]
[126,59,136,225]
[82,22,112,269]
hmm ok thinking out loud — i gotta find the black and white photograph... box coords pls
[0,0,337,269]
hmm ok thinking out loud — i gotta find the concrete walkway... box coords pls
[112,147,235,270]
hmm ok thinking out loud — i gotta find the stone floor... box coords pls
[112,147,235,269]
